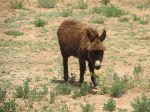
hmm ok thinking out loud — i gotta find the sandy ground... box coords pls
[0,0,150,112]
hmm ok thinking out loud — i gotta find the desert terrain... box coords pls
[0,0,150,112]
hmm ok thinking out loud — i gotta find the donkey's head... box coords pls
[86,29,106,70]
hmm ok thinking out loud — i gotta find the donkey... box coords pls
[57,19,106,87]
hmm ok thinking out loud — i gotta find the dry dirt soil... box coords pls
[0,0,150,112]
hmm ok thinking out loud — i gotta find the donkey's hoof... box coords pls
[64,77,69,82]
[93,85,98,89]
[93,83,98,87]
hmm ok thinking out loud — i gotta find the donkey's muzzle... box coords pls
[95,61,101,70]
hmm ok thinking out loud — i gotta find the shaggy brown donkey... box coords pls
[57,19,106,87]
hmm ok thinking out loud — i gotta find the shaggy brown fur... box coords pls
[57,19,106,86]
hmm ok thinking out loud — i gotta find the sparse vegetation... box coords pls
[25,99,34,110]
[133,65,143,76]
[80,83,92,96]
[103,5,125,17]
[60,104,70,112]
[81,103,95,112]
[103,98,116,112]
[30,85,48,101]
[39,0,58,8]
[5,30,24,37]
[72,83,92,98]
[55,82,73,95]
[0,40,53,55]
[91,15,106,24]
[138,17,149,25]
[34,19,47,27]
[0,89,6,101]
[131,95,150,112]
[109,82,125,97]
[132,15,149,25]
[101,0,110,5]
[45,66,53,72]
[76,0,88,9]
[50,91,57,103]
[60,8,73,17]
[132,15,141,21]
[119,17,129,22]
[43,106,54,112]
[1,0,150,111]
[98,77,109,94]
[16,79,30,98]
[1,100,17,112]
[108,73,130,97]
[72,90,81,99]
[117,108,127,112]
[136,1,150,9]
[10,0,24,9]
[91,5,125,17]
[97,68,135,97]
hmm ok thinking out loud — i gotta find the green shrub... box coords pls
[97,76,109,94]
[0,89,6,101]
[76,0,88,9]
[60,8,73,17]
[103,98,116,112]
[102,5,125,17]
[91,15,105,24]
[39,0,58,8]
[30,86,48,101]
[10,0,24,9]
[98,70,131,96]
[91,6,103,14]
[16,79,30,98]
[34,19,47,27]
[109,82,125,97]
[122,75,131,89]
[72,90,81,99]
[80,83,92,96]
[101,0,110,5]
[81,103,95,112]
[139,18,149,25]
[5,30,24,37]
[60,104,69,112]
[72,83,92,98]
[133,65,143,76]
[55,82,73,95]
[108,73,129,97]
[91,5,125,17]
[132,15,140,21]
[2,100,17,112]
[131,95,150,112]
[132,15,149,25]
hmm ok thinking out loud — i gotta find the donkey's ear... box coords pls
[99,30,106,41]
[86,29,94,42]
